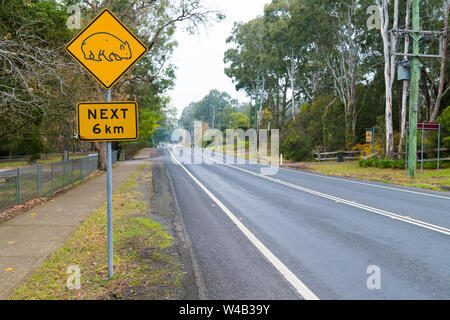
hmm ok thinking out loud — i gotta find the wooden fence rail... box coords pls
[315,151,360,162]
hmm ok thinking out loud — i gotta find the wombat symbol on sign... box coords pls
[81,32,132,62]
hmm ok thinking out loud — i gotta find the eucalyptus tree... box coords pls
[179,90,239,132]
[376,0,398,158]
[291,0,373,144]
[0,0,73,155]
[264,0,302,120]
[225,17,271,130]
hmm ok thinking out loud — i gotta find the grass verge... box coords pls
[12,163,183,300]
[298,163,450,192]
[0,155,86,169]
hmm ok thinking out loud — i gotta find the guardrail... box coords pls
[315,151,361,161]
[0,151,118,213]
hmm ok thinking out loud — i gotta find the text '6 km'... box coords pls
[77,102,138,142]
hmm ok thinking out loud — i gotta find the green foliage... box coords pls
[0,0,73,156]
[219,0,448,163]
[223,109,250,131]
[29,153,41,163]
[281,130,313,162]
[202,139,213,148]
[2,0,213,157]
[359,158,450,170]
[280,95,347,161]
[179,89,243,131]
[359,158,409,170]
[437,106,450,149]
[16,136,46,156]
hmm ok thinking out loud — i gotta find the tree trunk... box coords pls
[352,106,357,145]
[95,142,107,171]
[257,75,265,134]
[288,55,296,120]
[398,0,411,159]
[377,0,396,158]
[280,84,288,128]
[430,1,449,121]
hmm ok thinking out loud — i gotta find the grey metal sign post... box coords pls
[421,122,425,175]
[437,123,441,175]
[405,126,409,177]
[65,8,148,281]
[106,89,114,279]
[407,121,441,177]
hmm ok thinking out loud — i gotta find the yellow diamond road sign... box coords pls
[66,9,148,89]
[77,102,138,141]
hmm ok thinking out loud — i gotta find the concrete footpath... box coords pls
[0,149,152,299]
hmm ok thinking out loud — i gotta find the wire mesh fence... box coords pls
[0,151,118,212]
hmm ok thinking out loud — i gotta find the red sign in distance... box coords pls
[407,122,440,131]
[417,122,440,131]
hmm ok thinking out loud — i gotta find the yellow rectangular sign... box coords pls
[77,102,138,141]
[366,130,373,143]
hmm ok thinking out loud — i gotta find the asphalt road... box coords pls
[162,148,450,300]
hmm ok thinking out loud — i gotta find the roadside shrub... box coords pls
[281,130,314,161]
[422,161,450,170]
[358,159,369,168]
[359,158,408,170]
[379,159,393,169]
[395,160,406,169]
[202,139,212,148]
[369,158,379,168]
[352,142,383,160]
[28,153,41,163]
[437,106,450,150]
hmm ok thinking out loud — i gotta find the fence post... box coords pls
[80,159,82,181]
[71,159,74,184]
[421,122,424,175]
[437,124,441,176]
[17,168,21,205]
[37,164,41,198]
[63,161,66,188]
[405,127,409,177]
[51,162,54,193]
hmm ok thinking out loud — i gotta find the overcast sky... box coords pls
[168,0,271,117]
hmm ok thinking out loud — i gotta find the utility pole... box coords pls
[407,0,419,178]
[393,1,446,178]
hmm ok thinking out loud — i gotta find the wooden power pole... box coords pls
[392,1,446,178]
[408,0,420,178]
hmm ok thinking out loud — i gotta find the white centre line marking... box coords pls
[168,148,319,300]
[279,167,450,200]
[206,149,450,200]
[194,149,450,236]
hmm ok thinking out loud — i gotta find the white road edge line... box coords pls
[194,149,450,237]
[279,166,450,200]
[168,148,319,300]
